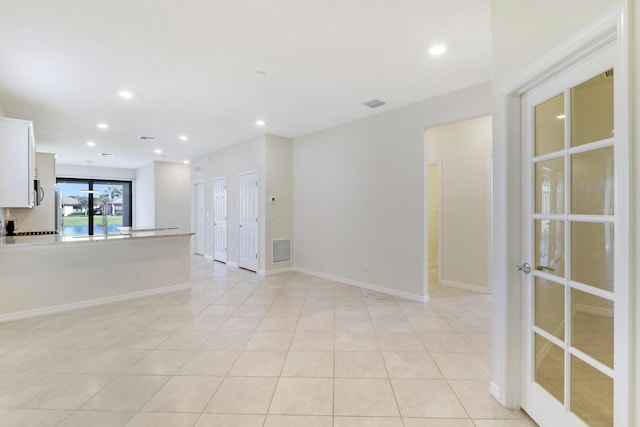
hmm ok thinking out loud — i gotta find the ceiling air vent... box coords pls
[138,136,155,141]
[363,99,387,109]
[98,153,114,157]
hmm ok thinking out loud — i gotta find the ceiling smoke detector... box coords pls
[138,136,155,141]
[362,99,387,109]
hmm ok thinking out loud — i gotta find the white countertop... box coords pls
[0,228,194,248]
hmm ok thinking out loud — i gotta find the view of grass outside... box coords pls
[57,181,127,236]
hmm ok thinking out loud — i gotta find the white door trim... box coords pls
[491,7,631,425]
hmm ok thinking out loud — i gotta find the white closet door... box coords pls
[238,172,258,272]
[213,177,227,263]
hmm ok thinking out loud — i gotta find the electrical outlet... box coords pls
[133,270,141,280]
[390,267,396,278]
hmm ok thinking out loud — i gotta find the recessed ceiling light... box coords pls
[556,114,566,119]
[154,149,163,154]
[118,90,133,99]
[183,160,190,164]
[429,44,446,56]
[86,141,96,147]
[256,120,266,126]
[179,135,188,141]
[97,123,109,129]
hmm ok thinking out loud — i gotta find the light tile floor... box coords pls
[0,257,538,426]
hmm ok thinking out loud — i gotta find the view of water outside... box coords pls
[56,182,125,236]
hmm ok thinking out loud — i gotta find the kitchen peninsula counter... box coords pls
[0,227,193,248]
[0,228,194,321]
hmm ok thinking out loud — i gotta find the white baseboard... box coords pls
[293,267,428,303]
[266,267,294,276]
[440,279,491,294]
[490,381,502,403]
[0,283,193,323]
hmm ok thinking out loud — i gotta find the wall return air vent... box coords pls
[362,99,387,109]
[272,239,292,263]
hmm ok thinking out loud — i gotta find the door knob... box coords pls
[516,263,532,274]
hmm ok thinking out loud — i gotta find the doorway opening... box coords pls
[425,115,492,295]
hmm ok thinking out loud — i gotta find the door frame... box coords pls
[491,6,632,425]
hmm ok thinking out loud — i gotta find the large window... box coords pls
[56,178,132,236]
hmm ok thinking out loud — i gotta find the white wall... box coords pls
[426,116,492,292]
[154,162,191,231]
[293,83,491,300]
[56,164,136,180]
[191,136,265,266]
[134,161,191,230]
[135,162,155,227]
[634,2,640,418]
[491,0,620,90]
[265,134,293,272]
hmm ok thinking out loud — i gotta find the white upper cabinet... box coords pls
[0,117,35,208]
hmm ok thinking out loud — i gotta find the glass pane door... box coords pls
[56,178,132,236]
[522,44,620,427]
[92,182,128,235]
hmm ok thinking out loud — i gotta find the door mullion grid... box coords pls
[568,280,614,302]
[568,345,615,379]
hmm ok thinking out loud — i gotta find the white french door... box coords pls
[194,181,205,256]
[213,177,227,263]
[520,42,628,427]
[238,172,258,272]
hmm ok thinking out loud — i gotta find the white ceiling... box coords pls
[0,0,491,169]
